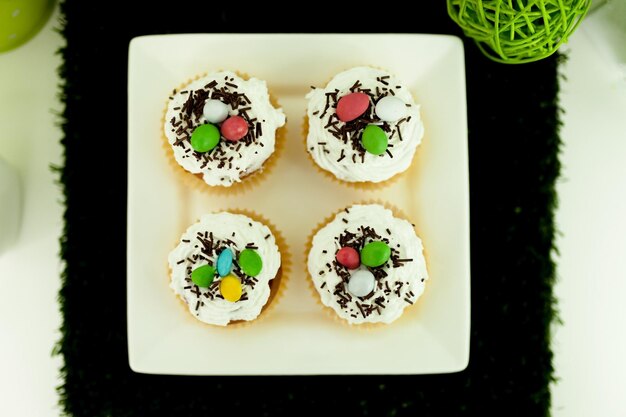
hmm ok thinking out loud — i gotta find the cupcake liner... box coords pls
[162,72,287,196]
[169,209,291,329]
[302,116,407,191]
[304,200,427,330]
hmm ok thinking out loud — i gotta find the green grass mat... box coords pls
[56,1,560,416]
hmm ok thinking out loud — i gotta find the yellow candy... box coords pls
[219,275,242,302]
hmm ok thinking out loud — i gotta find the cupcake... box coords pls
[168,211,287,326]
[305,66,424,186]
[164,71,286,191]
[307,204,428,325]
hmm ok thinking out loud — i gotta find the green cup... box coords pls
[0,0,55,53]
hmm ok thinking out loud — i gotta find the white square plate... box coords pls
[127,34,470,375]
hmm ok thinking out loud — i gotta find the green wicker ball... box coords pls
[447,0,590,63]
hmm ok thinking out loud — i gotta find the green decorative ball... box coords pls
[0,0,55,53]
[447,0,590,64]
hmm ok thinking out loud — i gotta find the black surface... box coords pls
[56,1,560,416]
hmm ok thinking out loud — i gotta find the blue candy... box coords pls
[217,248,233,277]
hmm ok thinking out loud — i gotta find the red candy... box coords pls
[336,92,370,122]
[336,246,360,269]
[221,115,248,141]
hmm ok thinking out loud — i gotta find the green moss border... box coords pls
[53,2,561,416]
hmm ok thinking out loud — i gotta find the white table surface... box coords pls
[0,4,624,416]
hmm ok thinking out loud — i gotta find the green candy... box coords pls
[361,241,391,267]
[361,124,388,155]
[239,249,262,277]
[191,264,215,287]
[190,123,220,153]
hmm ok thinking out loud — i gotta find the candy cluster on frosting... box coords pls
[309,204,428,324]
[188,244,263,303]
[177,232,265,306]
[166,71,285,186]
[319,85,409,158]
[306,67,424,183]
[169,213,281,326]
[324,221,415,320]
[170,78,261,154]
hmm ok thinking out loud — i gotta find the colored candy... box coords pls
[217,248,233,277]
[336,92,370,122]
[190,123,220,153]
[361,241,391,267]
[361,124,388,155]
[347,269,376,297]
[190,264,215,287]
[375,96,407,122]
[221,115,248,142]
[336,246,360,269]
[219,275,242,302]
[239,249,263,276]
[203,99,229,123]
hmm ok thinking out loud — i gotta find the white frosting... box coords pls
[168,213,281,326]
[308,205,428,324]
[165,71,286,187]
[306,67,424,183]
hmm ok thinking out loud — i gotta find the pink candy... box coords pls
[336,246,360,270]
[221,115,248,142]
[336,92,370,122]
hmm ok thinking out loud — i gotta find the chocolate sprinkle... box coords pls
[355,301,366,318]
[191,286,201,297]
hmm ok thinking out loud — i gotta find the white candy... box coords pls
[347,269,375,297]
[375,96,407,122]
[202,99,229,123]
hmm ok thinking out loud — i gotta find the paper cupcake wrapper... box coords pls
[162,72,287,196]
[169,209,291,329]
[301,116,407,191]
[304,200,427,330]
